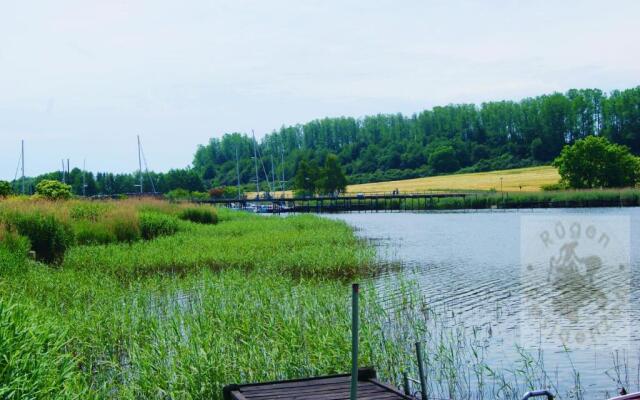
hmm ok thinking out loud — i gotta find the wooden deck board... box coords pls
[223,368,413,400]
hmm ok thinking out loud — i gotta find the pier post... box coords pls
[402,372,410,395]
[350,283,360,400]
[416,341,428,400]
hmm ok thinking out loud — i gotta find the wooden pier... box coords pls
[198,192,469,213]
[223,368,413,400]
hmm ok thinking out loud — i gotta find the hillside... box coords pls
[254,166,560,198]
[193,87,639,190]
[346,166,560,193]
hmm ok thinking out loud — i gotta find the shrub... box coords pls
[0,180,12,197]
[74,221,116,246]
[108,213,141,243]
[178,207,218,224]
[5,212,73,265]
[139,212,179,240]
[541,182,570,191]
[208,187,225,198]
[35,180,72,200]
[190,191,210,201]
[0,225,31,270]
[165,188,190,202]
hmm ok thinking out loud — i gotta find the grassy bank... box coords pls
[0,199,379,398]
[402,188,640,210]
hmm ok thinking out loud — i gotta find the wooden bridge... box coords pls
[196,192,469,213]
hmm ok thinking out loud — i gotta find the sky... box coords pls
[1,0,639,180]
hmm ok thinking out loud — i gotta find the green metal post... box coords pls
[350,283,359,400]
[416,341,428,400]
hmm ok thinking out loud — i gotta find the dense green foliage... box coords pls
[13,87,640,196]
[35,180,72,200]
[293,153,347,195]
[0,226,30,270]
[0,181,12,197]
[193,87,640,187]
[0,199,219,264]
[553,136,640,188]
[138,212,180,240]
[178,207,218,224]
[4,212,73,265]
[0,203,379,398]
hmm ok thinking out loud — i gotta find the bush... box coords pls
[190,191,210,201]
[541,182,570,191]
[165,188,191,202]
[208,187,225,198]
[0,180,12,197]
[5,212,73,265]
[73,221,116,246]
[0,225,31,270]
[107,210,141,243]
[139,212,179,240]
[179,207,218,224]
[35,180,72,200]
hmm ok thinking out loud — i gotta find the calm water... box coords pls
[328,208,640,399]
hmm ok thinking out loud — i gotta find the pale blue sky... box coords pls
[1,0,639,179]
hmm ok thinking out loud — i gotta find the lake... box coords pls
[328,208,640,399]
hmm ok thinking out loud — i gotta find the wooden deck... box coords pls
[223,368,414,400]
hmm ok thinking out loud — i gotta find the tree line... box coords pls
[7,86,640,196]
[193,86,640,187]
[9,168,204,197]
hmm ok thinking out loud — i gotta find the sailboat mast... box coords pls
[235,146,241,200]
[280,146,285,192]
[252,130,260,196]
[270,154,276,194]
[82,159,87,197]
[21,140,25,194]
[137,135,143,194]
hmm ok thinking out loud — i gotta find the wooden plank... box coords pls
[242,381,379,396]
[225,368,412,400]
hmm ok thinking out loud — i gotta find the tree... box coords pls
[316,154,348,194]
[530,138,544,161]
[293,159,320,195]
[553,135,640,188]
[0,180,12,197]
[35,180,72,200]
[429,146,460,173]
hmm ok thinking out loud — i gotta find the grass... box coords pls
[0,199,379,398]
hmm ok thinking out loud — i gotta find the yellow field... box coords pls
[347,166,559,193]
[250,166,560,198]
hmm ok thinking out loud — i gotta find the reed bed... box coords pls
[369,188,640,211]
